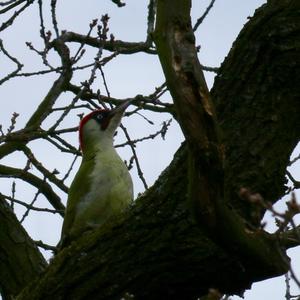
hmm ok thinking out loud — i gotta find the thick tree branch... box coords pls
[0,164,65,214]
[153,0,289,276]
[279,225,300,249]
[211,0,300,221]
[22,146,68,193]
[154,0,223,230]
[17,146,275,300]
[26,38,72,128]
[0,196,47,299]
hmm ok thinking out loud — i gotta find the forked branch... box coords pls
[154,0,289,276]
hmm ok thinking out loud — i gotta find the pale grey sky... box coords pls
[0,1,299,299]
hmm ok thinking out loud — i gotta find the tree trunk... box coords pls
[0,197,46,299]
[16,0,300,299]
[212,0,300,224]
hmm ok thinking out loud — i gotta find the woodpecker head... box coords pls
[79,100,131,153]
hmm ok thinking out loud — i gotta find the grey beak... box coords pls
[109,99,132,117]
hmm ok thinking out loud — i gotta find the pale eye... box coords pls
[96,114,103,121]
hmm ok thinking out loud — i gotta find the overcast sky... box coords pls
[0,1,299,299]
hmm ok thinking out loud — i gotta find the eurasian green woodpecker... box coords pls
[60,100,133,247]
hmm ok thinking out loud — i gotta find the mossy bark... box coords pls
[212,0,300,224]
[0,198,47,299]
[18,147,278,300]
[15,0,300,299]
[153,0,292,281]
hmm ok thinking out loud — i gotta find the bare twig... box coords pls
[43,136,78,154]
[35,240,57,251]
[120,124,148,190]
[20,176,46,223]
[67,83,172,113]
[0,0,26,13]
[99,65,111,100]
[60,31,157,54]
[51,126,78,135]
[193,0,216,32]
[51,105,91,112]
[146,82,168,104]
[131,111,154,125]
[289,151,300,166]
[16,67,60,77]
[200,64,219,73]
[72,18,98,63]
[22,146,68,193]
[285,272,291,300]
[38,0,56,70]
[61,153,80,182]
[146,0,157,45]
[10,181,16,209]
[0,39,23,85]
[116,119,172,148]
[1,193,62,214]
[25,40,56,71]
[6,112,19,133]
[286,170,300,189]
[49,135,79,153]
[0,0,34,31]
[49,17,110,131]
[239,186,300,291]
[26,40,72,128]
[50,0,59,38]
[289,265,300,289]
[0,125,4,137]
[38,0,47,44]
[111,0,125,7]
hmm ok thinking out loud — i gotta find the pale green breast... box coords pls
[61,148,133,241]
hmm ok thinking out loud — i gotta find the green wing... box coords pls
[61,158,94,242]
[60,151,133,247]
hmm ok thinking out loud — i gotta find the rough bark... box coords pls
[212,0,300,224]
[17,147,284,300]
[153,0,223,232]
[0,197,47,299]
[13,0,300,299]
[153,0,290,284]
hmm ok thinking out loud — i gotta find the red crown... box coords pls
[79,109,107,150]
